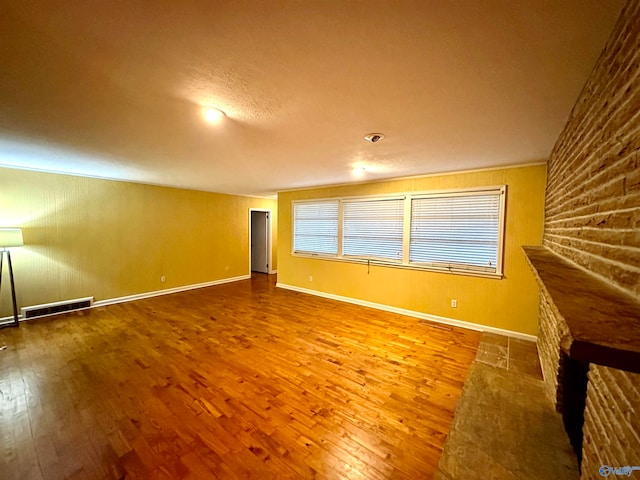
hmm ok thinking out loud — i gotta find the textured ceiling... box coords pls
[0,1,624,197]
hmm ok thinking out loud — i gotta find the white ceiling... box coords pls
[0,1,624,197]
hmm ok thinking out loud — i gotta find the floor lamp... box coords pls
[0,228,24,329]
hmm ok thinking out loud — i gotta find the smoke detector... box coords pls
[364,133,385,143]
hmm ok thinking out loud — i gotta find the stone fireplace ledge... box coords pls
[523,246,640,374]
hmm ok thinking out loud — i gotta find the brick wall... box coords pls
[582,366,640,478]
[540,1,640,478]
[544,0,640,300]
[537,291,566,407]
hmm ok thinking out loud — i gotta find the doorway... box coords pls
[249,209,271,274]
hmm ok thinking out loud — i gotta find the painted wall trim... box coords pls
[249,208,274,275]
[278,161,547,194]
[0,164,276,199]
[276,282,537,341]
[93,274,251,308]
[0,274,250,324]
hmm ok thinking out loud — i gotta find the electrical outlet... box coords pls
[451,299,457,308]
[309,275,313,282]
[161,275,166,283]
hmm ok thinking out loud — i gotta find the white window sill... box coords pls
[291,253,503,279]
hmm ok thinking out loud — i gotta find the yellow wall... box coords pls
[277,164,546,336]
[0,167,277,317]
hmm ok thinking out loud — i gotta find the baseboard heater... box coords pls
[21,296,94,319]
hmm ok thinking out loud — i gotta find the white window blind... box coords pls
[409,192,502,272]
[342,198,404,261]
[293,201,339,255]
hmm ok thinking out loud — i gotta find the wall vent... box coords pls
[21,297,94,319]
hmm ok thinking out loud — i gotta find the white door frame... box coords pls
[249,208,274,274]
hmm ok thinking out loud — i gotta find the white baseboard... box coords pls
[276,282,537,342]
[3,276,536,342]
[0,274,251,324]
[93,274,251,308]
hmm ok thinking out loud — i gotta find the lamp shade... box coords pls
[0,228,24,248]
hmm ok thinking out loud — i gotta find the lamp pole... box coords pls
[0,249,20,328]
[0,228,24,329]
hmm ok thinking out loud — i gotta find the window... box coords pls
[343,198,404,261]
[410,191,502,273]
[293,200,339,255]
[292,186,505,277]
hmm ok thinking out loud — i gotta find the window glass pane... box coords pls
[343,198,404,260]
[293,201,339,254]
[410,193,500,271]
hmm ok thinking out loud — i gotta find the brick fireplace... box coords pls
[527,1,640,478]
[524,247,639,470]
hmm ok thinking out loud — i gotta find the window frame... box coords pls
[341,196,406,263]
[292,199,340,256]
[409,187,506,275]
[291,186,506,279]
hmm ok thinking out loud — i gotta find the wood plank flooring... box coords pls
[0,274,481,479]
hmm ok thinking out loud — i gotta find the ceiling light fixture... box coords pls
[364,133,384,143]
[203,107,226,125]
[352,166,367,178]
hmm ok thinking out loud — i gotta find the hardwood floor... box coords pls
[0,274,481,479]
